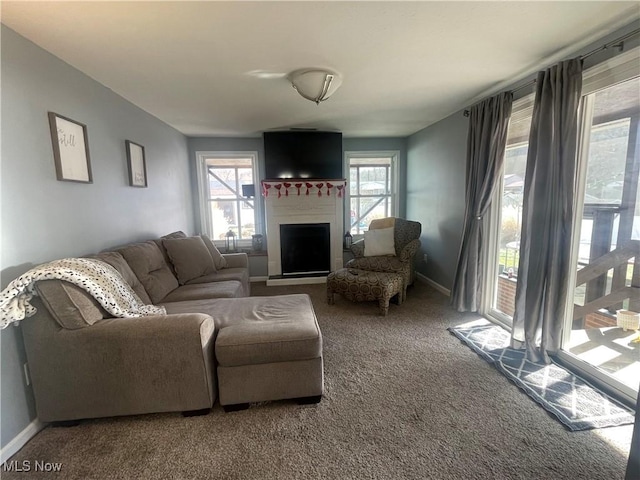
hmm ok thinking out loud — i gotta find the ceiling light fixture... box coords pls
[288,68,342,105]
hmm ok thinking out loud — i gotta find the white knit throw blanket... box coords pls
[0,258,166,329]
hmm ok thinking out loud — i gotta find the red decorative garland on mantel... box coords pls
[261,179,347,198]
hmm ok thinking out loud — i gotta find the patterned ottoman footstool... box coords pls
[327,268,403,316]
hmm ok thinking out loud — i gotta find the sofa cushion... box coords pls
[161,230,187,241]
[36,280,107,329]
[200,234,227,270]
[163,236,216,285]
[184,267,248,285]
[214,294,322,367]
[185,267,250,296]
[364,227,395,256]
[92,251,152,304]
[153,231,187,276]
[116,241,179,303]
[160,281,244,303]
[346,256,404,273]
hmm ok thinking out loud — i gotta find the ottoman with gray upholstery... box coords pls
[327,268,403,315]
[212,293,324,411]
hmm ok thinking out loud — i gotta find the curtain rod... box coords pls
[463,27,640,117]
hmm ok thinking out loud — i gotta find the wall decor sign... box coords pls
[48,112,93,183]
[126,140,147,187]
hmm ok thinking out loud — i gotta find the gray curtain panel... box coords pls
[511,58,583,363]
[451,92,512,312]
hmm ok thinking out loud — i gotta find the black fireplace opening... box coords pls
[280,223,330,275]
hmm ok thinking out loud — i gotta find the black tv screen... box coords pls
[263,131,343,180]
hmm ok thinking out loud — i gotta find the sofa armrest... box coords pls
[25,312,216,421]
[222,252,248,269]
[399,238,422,263]
[82,313,214,347]
[350,240,365,258]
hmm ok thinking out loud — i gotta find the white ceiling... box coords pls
[2,1,639,138]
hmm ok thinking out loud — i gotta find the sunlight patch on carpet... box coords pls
[448,320,635,431]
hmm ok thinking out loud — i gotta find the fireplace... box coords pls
[280,223,330,275]
[262,179,346,285]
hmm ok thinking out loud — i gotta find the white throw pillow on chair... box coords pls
[364,227,395,256]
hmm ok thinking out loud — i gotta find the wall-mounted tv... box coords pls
[263,131,343,180]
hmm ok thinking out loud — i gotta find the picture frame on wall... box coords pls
[126,140,147,188]
[48,112,93,183]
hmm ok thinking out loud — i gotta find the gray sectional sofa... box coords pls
[21,231,323,422]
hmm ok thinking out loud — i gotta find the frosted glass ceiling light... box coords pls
[289,68,342,105]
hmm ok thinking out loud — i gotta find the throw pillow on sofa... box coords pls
[154,231,188,276]
[200,234,228,270]
[163,236,216,285]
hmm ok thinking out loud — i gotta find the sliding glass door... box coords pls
[563,73,640,401]
[484,47,639,403]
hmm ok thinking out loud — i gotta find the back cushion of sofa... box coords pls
[163,236,216,285]
[116,241,179,303]
[36,280,107,329]
[92,251,153,304]
[154,231,187,275]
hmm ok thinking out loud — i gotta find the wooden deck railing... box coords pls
[573,239,640,322]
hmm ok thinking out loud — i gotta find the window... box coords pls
[346,152,399,234]
[196,152,259,242]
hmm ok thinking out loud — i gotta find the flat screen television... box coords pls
[263,131,343,179]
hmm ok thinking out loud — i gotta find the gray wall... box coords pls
[407,112,468,290]
[1,26,194,448]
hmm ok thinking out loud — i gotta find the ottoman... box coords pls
[327,268,403,315]
[214,294,324,411]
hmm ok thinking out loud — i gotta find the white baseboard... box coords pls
[416,272,451,296]
[250,276,268,282]
[0,419,46,464]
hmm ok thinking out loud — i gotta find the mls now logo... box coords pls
[2,460,63,472]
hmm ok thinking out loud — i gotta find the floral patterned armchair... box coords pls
[346,217,422,300]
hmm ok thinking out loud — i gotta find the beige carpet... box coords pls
[4,281,633,479]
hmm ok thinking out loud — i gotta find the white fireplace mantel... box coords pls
[262,179,346,285]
